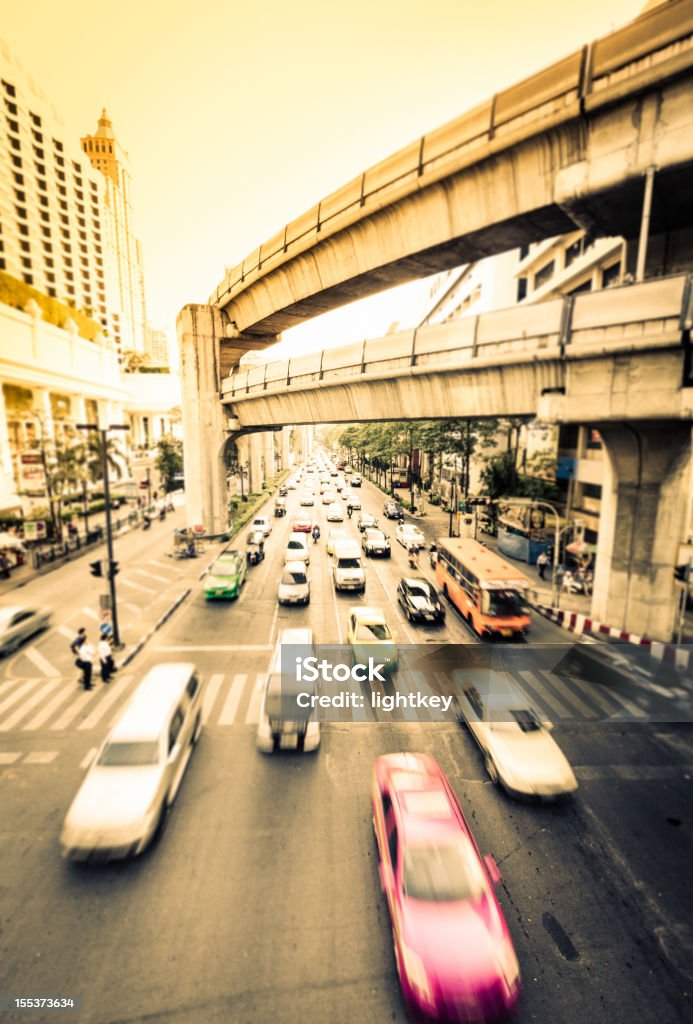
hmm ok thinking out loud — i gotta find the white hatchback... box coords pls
[284,532,310,564]
[327,501,344,522]
[278,561,310,605]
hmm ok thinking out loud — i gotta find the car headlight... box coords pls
[400,944,434,1007]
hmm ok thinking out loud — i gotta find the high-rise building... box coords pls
[144,324,170,367]
[81,109,147,354]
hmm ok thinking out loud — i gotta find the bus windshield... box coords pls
[482,588,526,618]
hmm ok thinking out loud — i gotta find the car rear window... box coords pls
[403,840,486,902]
[97,741,160,766]
[337,558,360,569]
[356,623,391,641]
[281,570,307,585]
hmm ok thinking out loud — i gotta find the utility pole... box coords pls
[77,423,129,647]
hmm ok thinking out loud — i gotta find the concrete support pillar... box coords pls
[34,388,54,441]
[281,427,291,470]
[591,422,692,642]
[247,433,264,494]
[72,395,87,425]
[177,304,229,533]
[263,431,275,482]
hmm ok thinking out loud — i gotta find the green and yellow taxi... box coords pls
[204,550,246,600]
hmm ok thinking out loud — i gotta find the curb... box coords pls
[530,601,693,675]
[118,587,192,669]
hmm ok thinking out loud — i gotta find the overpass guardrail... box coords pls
[222,274,693,400]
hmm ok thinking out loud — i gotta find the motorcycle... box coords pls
[312,527,321,543]
[142,515,152,531]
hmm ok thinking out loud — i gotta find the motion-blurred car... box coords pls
[357,512,378,533]
[327,501,344,522]
[397,577,445,624]
[322,490,336,505]
[351,473,362,487]
[361,528,391,558]
[371,752,520,1021]
[291,516,313,533]
[383,500,404,520]
[345,495,361,510]
[204,554,246,599]
[396,523,426,550]
[277,561,310,606]
[0,605,52,655]
[300,493,315,507]
[61,663,204,861]
[347,607,397,674]
[457,678,578,799]
[256,629,319,753]
[251,515,272,537]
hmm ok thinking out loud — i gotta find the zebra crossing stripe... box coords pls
[0,678,43,719]
[24,646,61,678]
[134,568,172,584]
[79,674,134,730]
[244,674,265,725]
[0,680,61,732]
[515,670,590,721]
[218,674,247,725]
[202,673,225,723]
[51,686,100,730]
[23,683,81,731]
[536,669,602,719]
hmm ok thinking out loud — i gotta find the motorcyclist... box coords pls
[347,505,353,519]
[312,524,321,543]
[142,513,151,530]
[408,546,419,570]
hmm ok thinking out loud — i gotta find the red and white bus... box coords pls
[435,538,531,639]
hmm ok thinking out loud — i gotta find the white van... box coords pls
[284,531,310,564]
[60,663,205,861]
[332,540,366,593]
[256,628,320,753]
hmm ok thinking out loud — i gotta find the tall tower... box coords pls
[81,109,147,355]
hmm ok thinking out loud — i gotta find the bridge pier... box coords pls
[591,423,692,642]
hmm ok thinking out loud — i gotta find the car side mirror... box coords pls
[378,861,393,893]
[484,854,502,887]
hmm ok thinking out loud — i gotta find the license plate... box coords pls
[499,628,511,637]
[425,614,434,621]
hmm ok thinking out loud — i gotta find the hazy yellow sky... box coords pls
[2,0,643,350]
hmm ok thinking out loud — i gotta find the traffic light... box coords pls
[89,560,103,578]
[108,561,119,579]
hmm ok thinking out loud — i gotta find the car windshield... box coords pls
[367,530,385,540]
[281,570,307,585]
[482,588,527,617]
[489,706,543,731]
[210,561,236,576]
[407,584,432,600]
[97,741,160,766]
[338,558,360,569]
[356,622,391,641]
[403,840,486,902]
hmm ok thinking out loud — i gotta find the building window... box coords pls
[53,138,63,152]
[61,228,70,240]
[13,172,24,185]
[64,256,73,267]
[45,257,54,268]
[15,206,27,220]
[40,226,51,238]
[587,429,602,450]
[56,154,64,167]
[22,273,33,285]
[62,242,71,253]
[10,137,20,151]
[47,286,56,297]
[65,270,74,280]
[567,279,592,296]
[18,223,29,236]
[20,240,30,253]
[14,189,26,203]
[3,80,17,97]
[35,163,45,175]
[7,118,19,133]
[40,211,49,222]
[72,160,81,172]
[11,155,22,168]
[60,214,69,225]
[601,262,621,288]
[29,111,41,125]
[57,169,65,181]
[582,483,602,500]
[34,146,45,159]
[46,271,55,283]
[564,238,582,267]
[42,241,53,253]
[58,184,66,196]
[534,260,555,289]
[39,196,48,208]
[516,277,527,302]
[0,258,5,270]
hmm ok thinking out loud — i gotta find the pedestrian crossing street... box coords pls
[0,659,656,748]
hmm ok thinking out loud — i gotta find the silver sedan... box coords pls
[0,605,52,655]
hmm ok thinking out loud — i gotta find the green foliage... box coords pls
[0,270,102,342]
[155,437,184,492]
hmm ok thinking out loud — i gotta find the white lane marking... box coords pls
[78,674,134,730]
[24,684,80,731]
[0,678,43,718]
[80,747,97,770]
[244,673,265,725]
[156,644,273,652]
[268,602,279,646]
[134,568,171,584]
[555,672,625,717]
[0,677,21,700]
[118,578,156,594]
[24,751,58,764]
[0,680,62,731]
[149,559,177,570]
[80,607,100,621]
[202,673,226,724]
[0,752,21,764]
[218,674,247,725]
[51,687,100,730]
[23,646,61,678]
[330,575,344,644]
[55,624,76,640]
[121,602,142,613]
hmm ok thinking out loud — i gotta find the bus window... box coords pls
[481,589,526,618]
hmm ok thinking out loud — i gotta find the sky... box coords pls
[2,0,644,357]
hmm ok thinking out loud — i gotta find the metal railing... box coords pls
[223,274,691,400]
[212,0,693,310]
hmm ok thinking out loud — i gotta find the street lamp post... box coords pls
[77,423,129,647]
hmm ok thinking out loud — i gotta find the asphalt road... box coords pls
[0,474,692,1024]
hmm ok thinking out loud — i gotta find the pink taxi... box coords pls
[371,753,520,1021]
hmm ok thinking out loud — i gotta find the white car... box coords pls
[322,490,336,505]
[457,678,578,799]
[300,493,315,507]
[395,523,425,550]
[287,479,298,489]
[0,605,52,655]
[278,561,310,605]
[345,495,361,510]
[327,501,344,522]
[251,515,272,537]
[284,533,310,564]
[326,528,348,555]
